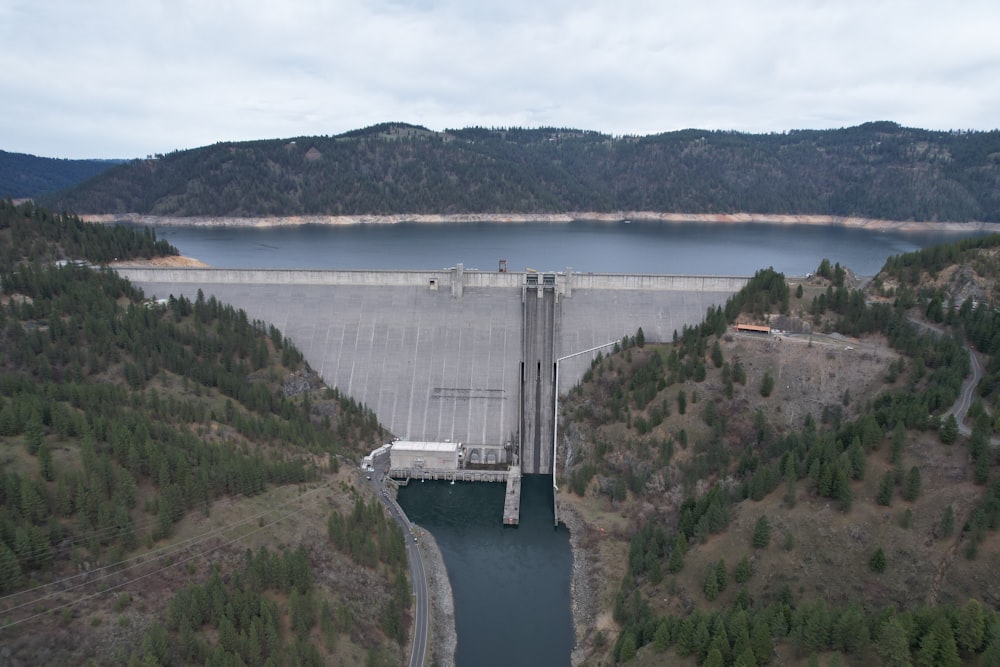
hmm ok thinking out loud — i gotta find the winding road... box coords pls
[368,454,428,667]
[946,344,982,437]
[907,315,998,445]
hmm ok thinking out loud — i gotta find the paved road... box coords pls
[946,345,982,437]
[907,316,1000,445]
[367,454,428,667]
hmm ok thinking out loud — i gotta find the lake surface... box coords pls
[145,219,991,276]
[397,476,573,667]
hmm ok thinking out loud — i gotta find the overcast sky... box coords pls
[2,0,999,159]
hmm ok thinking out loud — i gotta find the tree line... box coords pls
[40,123,1000,221]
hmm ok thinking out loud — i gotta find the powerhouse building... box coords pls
[389,440,462,471]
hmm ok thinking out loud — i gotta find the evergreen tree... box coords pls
[916,618,960,667]
[24,416,43,456]
[940,414,959,444]
[653,619,671,652]
[704,567,720,601]
[760,371,774,397]
[877,471,895,506]
[734,555,752,583]
[618,630,637,663]
[751,515,771,549]
[716,559,728,592]
[870,547,887,573]
[668,534,686,573]
[711,340,724,368]
[956,599,986,655]
[877,617,913,667]
[903,466,922,502]
[704,647,725,667]
[750,618,774,664]
[37,441,53,481]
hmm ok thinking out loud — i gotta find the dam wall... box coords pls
[121,267,748,455]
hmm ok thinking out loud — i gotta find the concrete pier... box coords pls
[504,466,522,526]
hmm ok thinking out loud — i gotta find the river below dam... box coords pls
[397,475,573,667]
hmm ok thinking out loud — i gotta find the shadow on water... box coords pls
[398,474,574,667]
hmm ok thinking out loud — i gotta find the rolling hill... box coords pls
[40,121,1000,222]
[0,150,123,199]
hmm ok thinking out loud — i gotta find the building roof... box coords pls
[391,440,460,452]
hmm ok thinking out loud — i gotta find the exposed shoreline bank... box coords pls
[414,525,457,667]
[84,211,1000,233]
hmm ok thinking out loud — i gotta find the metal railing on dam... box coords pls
[115,266,749,293]
[388,468,509,484]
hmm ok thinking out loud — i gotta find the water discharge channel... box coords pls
[397,476,574,667]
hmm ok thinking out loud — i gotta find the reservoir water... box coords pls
[145,219,991,276]
[397,476,573,667]
[140,219,992,665]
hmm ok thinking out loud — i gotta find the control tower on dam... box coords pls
[121,266,748,475]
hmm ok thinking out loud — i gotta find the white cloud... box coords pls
[1,0,998,157]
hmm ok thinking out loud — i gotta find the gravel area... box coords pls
[415,525,457,667]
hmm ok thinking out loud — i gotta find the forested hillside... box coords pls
[0,200,407,665]
[559,238,1000,666]
[0,150,122,199]
[42,121,1000,222]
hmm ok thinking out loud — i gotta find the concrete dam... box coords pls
[120,266,748,476]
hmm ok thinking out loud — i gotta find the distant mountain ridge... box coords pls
[0,149,123,199]
[40,121,1000,222]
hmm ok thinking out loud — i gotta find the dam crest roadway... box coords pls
[121,265,748,517]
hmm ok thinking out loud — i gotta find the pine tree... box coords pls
[903,466,921,502]
[704,567,720,601]
[38,441,53,481]
[956,599,986,655]
[750,618,774,664]
[752,515,771,549]
[940,414,959,444]
[870,547,887,573]
[716,559,728,592]
[916,618,960,667]
[24,416,43,456]
[0,543,24,592]
[734,646,758,667]
[618,630,637,662]
[704,648,725,667]
[760,371,774,397]
[877,617,913,667]
[654,619,671,652]
[668,535,686,573]
[877,471,895,506]
[711,340,724,368]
